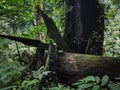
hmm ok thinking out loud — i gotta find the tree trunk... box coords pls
[56,53,120,84]
[33,2,45,70]
[64,0,104,55]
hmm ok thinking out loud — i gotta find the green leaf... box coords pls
[101,75,109,87]
[3,77,12,84]
[1,74,7,80]
[73,76,96,85]
[108,84,120,90]
[95,76,100,84]
[22,79,38,87]
[77,83,93,90]
[49,87,59,90]
[0,85,17,90]
[91,85,100,90]
[73,82,83,85]
[82,76,95,83]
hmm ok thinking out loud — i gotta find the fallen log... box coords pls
[55,53,120,84]
[0,34,120,84]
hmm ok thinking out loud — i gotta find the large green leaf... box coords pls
[77,83,93,90]
[101,75,109,87]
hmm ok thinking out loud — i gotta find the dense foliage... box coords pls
[0,0,120,90]
[102,0,120,57]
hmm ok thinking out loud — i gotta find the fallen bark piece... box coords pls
[0,34,48,48]
[41,11,72,52]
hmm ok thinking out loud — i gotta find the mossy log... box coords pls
[56,53,120,84]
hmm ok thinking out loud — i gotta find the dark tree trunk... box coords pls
[64,0,104,55]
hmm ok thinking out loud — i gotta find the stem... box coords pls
[44,44,52,71]
[15,41,21,60]
[44,39,55,71]
[12,26,21,61]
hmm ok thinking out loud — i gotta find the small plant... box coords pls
[0,60,26,90]
[44,83,71,90]
[33,66,51,81]
[0,61,26,85]
[73,75,120,90]
[20,79,39,90]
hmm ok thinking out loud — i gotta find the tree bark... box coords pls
[64,0,104,55]
[56,53,120,84]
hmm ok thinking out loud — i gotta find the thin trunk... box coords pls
[33,0,44,70]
